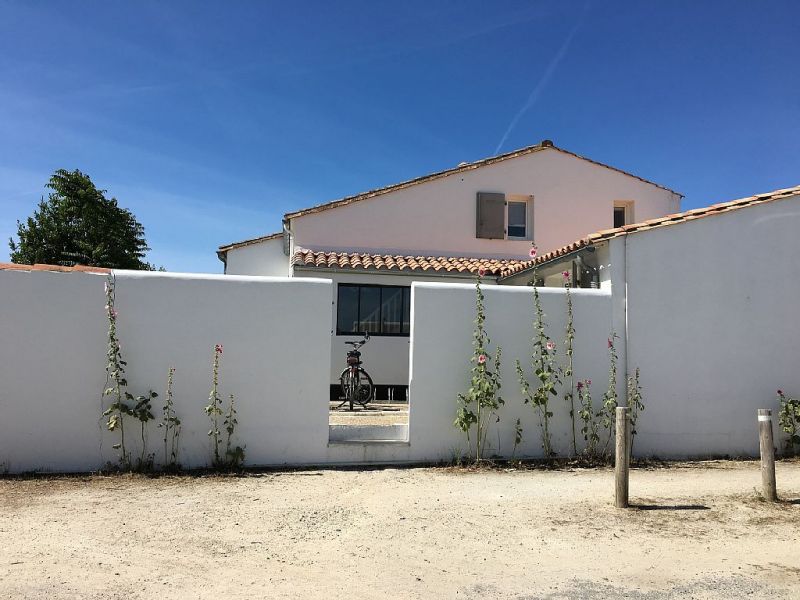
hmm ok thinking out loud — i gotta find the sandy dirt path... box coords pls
[0,460,798,599]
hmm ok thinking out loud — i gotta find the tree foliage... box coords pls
[9,169,152,269]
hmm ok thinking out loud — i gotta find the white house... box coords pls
[217,140,681,397]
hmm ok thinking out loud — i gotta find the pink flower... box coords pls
[777,389,784,396]
[112,309,118,318]
[215,344,223,355]
[607,338,613,349]
[546,340,556,351]
[586,379,592,386]
[562,271,570,280]
[576,381,584,391]
[478,268,486,278]
[528,245,538,258]
[477,354,486,365]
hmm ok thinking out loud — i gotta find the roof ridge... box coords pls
[282,140,681,221]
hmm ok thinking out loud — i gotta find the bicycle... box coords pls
[338,333,375,411]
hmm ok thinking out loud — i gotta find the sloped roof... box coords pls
[292,248,528,276]
[218,231,282,253]
[283,140,681,221]
[0,262,110,274]
[499,184,800,279]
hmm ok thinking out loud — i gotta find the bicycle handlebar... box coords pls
[344,332,370,347]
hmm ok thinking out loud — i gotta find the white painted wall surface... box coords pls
[290,149,680,259]
[624,195,800,458]
[0,269,333,473]
[224,236,289,276]
[407,283,614,460]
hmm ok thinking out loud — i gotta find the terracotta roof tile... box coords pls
[499,184,800,279]
[292,248,529,276]
[0,262,110,274]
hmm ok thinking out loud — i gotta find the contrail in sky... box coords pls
[494,5,590,155]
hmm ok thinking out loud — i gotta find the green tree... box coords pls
[9,169,153,269]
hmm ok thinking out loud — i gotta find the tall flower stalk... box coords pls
[577,379,600,457]
[205,344,224,467]
[455,270,504,462]
[223,393,245,469]
[517,246,561,458]
[102,274,132,468]
[159,367,181,470]
[562,270,577,456]
[626,368,644,457]
[600,332,619,455]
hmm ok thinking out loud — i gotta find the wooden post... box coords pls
[615,406,631,508]
[758,408,778,502]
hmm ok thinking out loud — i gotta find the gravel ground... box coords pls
[0,460,798,599]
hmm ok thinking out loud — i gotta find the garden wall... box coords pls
[0,269,333,472]
[624,194,800,458]
[405,283,615,461]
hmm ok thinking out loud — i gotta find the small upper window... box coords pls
[507,200,528,238]
[614,202,633,228]
[613,206,626,228]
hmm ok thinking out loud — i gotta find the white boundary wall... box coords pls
[0,270,333,473]
[406,283,614,461]
[624,195,800,458]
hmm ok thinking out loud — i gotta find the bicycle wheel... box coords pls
[339,368,358,411]
[355,368,374,407]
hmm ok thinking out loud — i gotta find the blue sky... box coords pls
[1,1,798,272]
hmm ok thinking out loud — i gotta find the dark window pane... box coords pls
[402,287,411,334]
[614,207,626,228]
[381,287,403,334]
[337,286,359,334]
[358,287,381,334]
[508,201,526,237]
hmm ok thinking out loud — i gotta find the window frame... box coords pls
[506,195,533,240]
[336,283,411,337]
[614,201,634,228]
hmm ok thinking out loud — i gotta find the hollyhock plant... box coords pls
[478,267,486,278]
[601,332,620,455]
[777,390,800,455]
[577,379,600,457]
[516,268,561,457]
[563,264,577,455]
[455,273,503,462]
[529,245,538,258]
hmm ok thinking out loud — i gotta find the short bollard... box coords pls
[758,408,778,502]
[615,406,631,508]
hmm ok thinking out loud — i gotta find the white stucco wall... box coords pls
[624,195,800,458]
[0,269,333,473]
[224,236,289,276]
[290,149,680,259]
[407,283,615,460]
